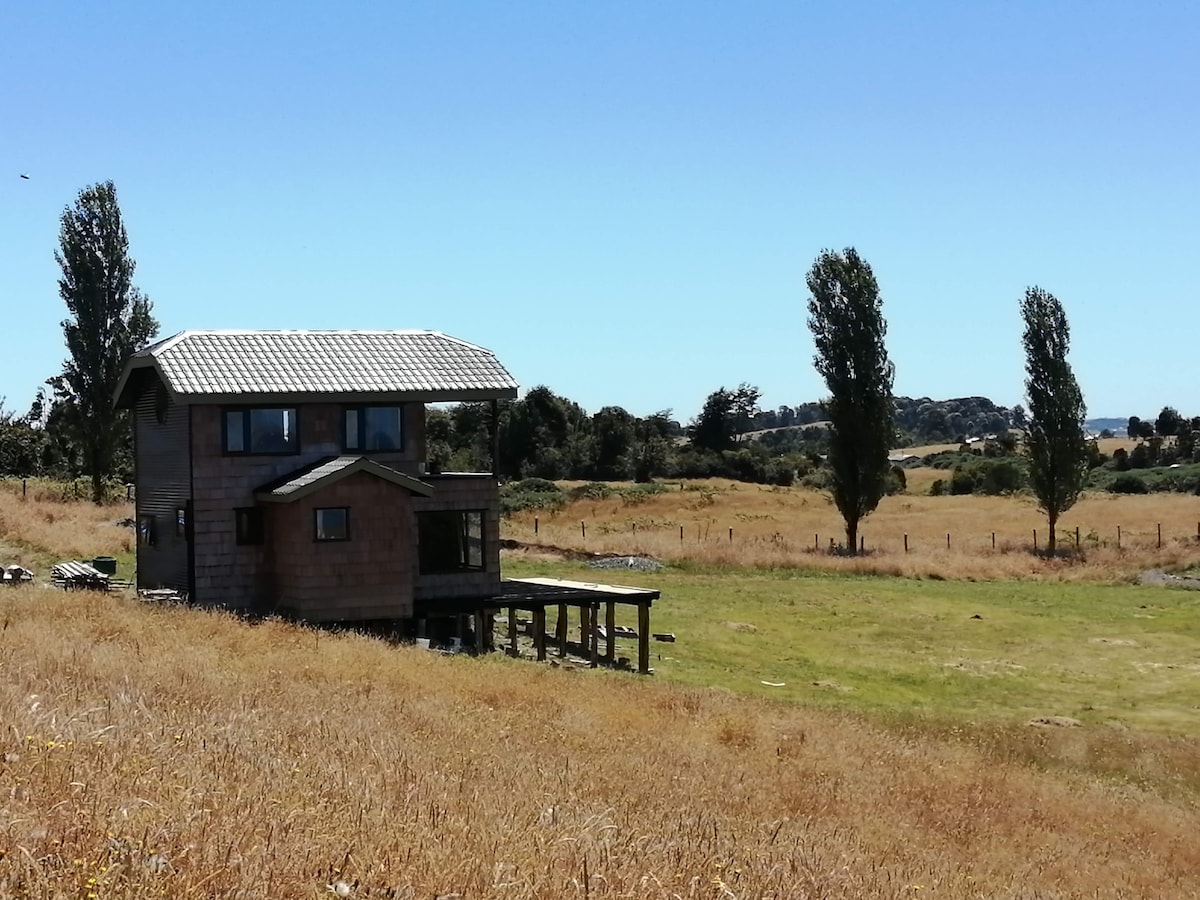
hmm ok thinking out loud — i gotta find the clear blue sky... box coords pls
[2,1,1197,424]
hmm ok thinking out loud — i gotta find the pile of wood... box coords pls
[2,565,34,586]
[51,561,111,591]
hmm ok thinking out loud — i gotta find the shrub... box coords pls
[500,479,567,516]
[1108,474,1149,494]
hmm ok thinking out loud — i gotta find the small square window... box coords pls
[315,507,349,542]
[137,515,156,548]
[176,507,187,538]
[235,508,265,546]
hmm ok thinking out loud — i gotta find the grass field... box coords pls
[4,479,1200,896]
[508,480,1200,581]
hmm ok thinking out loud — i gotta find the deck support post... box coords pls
[456,615,465,647]
[556,604,567,657]
[474,609,487,654]
[589,603,600,667]
[605,601,615,662]
[579,603,589,646]
[637,602,651,674]
[534,607,546,661]
[507,606,517,657]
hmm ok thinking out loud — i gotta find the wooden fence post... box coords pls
[991,531,996,549]
[1033,529,1037,551]
[1157,523,1162,549]
[903,533,908,553]
[680,525,684,543]
[1117,525,1121,549]
[946,532,950,550]
[728,527,733,542]
[859,535,865,553]
[535,516,538,536]
[814,533,819,550]
[581,521,586,540]
[1075,526,1080,548]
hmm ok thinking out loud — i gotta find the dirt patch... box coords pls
[725,621,758,633]
[1089,637,1138,647]
[1027,716,1082,728]
[811,679,851,692]
[942,659,1026,676]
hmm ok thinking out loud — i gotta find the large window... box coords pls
[418,510,484,573]
[314,507,349,542]
[344,406,404,451]
[224,408,298,454]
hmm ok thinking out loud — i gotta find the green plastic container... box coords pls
[91,556,118,576]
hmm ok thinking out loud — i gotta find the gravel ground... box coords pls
[1139,569,1200,590]
[586,555,664,572]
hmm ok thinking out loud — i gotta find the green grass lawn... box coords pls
[502,558,1200,734]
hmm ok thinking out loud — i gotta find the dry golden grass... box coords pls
[2,588,1199,898]
[509,481,1200,581]
[0,479,134,569]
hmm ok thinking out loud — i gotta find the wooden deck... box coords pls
[413,576,661,673]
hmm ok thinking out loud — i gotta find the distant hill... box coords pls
[747,396,1023,448]
[1085,418,1129,435]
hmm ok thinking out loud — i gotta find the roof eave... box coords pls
[175,387,518,406]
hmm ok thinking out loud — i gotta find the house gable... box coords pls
[255,455,434,503]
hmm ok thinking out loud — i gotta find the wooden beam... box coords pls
[637,602,650,674]
[534,607,546,661]
[589,603,599,668]
[605,601,615,661]
[474,609,486,654]
[556,604,567,657]
[507,605,517,657]
[489,398,500,475]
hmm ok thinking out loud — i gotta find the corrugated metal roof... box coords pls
[118,330,518,403]
[255,455,434,502]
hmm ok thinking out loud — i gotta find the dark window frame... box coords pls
[235,507,265,546]
[176,507,187,539]
[222,407,301,456]
[314,507,350,542]
[417,509,486,574]
[342,404,406,452]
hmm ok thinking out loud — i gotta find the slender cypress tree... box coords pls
[1020,286,1087,553]
[54,181,158,503]
[806,248,895,553]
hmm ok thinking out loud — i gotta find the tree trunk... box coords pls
[845,519,858,556]
[1047,510,1057,554]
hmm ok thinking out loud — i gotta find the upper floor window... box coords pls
[344,406,404,452]
[224,408,298,455]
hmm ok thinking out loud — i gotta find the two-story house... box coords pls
[113,329,518,624]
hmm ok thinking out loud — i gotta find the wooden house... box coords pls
[114,329,518,623]
[115,328,661,670]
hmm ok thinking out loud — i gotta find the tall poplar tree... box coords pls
[806,247,894,553]
[54,181,158,503]
[1020,286,1087,553]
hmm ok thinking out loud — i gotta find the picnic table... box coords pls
[2,565,34,586]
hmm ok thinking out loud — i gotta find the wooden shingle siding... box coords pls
[268,472,416,621]
[134,377,191,592]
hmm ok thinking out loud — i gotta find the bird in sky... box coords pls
[19,174,30,179]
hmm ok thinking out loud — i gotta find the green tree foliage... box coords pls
[1020,286,1087,553]
[806,247,895,552]
[689,384,760,453]
[52,181,158,503]
[1155,406,1184,438]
